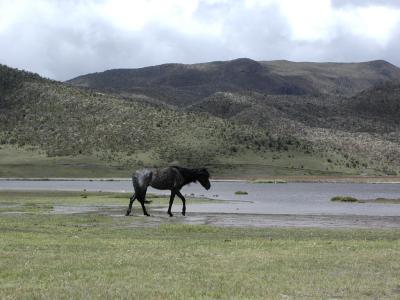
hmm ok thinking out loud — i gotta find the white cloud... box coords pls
[336,5,400,46]
[278,0,333,42]
[96,0,199,31]
[0,0,399,80]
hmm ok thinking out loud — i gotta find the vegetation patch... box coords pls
[373,198,400,204]
[331,196,400,204]
[361,198,400,204]
[252,179,287,184]
[235,190,248,195]
[331,196,359,202]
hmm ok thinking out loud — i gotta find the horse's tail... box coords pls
[132,170,152,201]
[132,173,141,195]
[131,172,138,188]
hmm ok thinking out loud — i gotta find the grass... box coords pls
[0,145,335,179]
[234,190,248,195]
[331,195,400,204]
[0,145,135,178]
[369,198,400,204]
[331,196,359,202]
[252,179,287,184]
[215,150,352,178]
[0,190,216,211]
[2,145,394,180]
[0,191,400,299]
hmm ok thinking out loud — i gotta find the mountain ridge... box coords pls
[67,58,400,107]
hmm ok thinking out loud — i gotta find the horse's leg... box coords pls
[167,191,176,217]
[125,193,136,216]
[139,189,150,216]
[176,191,186,216]
[139,199,150,216]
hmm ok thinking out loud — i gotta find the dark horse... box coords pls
[125,166,211,217]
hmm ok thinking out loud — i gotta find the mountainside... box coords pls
[261,60,400,96]
[0,64,313,176]
[188,85,400,172]
[67,58,400,107]
[1,61,400,177]
[351,81,400,122]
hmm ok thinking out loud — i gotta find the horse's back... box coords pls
[133,167,184,191]
[151,167,184,190]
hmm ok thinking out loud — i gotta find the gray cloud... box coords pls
[332,0,400,8]
[0,0,399,81]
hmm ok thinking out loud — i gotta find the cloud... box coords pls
[0,0,399,80]
[332,0,400,8]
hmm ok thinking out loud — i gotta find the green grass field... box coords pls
[1,191,400,299]
[1,145,387,179]
[0,145,134,178]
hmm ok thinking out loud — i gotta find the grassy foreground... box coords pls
[0,192,400,299]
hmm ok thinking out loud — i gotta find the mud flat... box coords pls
[46,203,400,229]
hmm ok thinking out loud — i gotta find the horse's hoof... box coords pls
[168,212,173,217]
[125,211,130,216]
[145,213,150,217]
[182,212,186,216]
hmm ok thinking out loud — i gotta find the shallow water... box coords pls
[1,180,400,217]
[2,180,400,228]
[45,205,400,229]
[126,212,400,229]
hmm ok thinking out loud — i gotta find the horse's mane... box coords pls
[171,166,209,184]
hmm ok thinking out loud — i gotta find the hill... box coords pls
[188,86,400,174]
[0,64,319,177]
[67,58,400,107]
[1,62,400,177]
[351,81,400,123]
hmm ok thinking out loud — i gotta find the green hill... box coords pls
[0,64,315,178]
[1,61,400,178]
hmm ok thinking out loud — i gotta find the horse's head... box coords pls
[196,168,211,190]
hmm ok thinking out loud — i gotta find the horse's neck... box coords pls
[178,168,197,185]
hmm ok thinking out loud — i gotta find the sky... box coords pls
[0,0,400,81]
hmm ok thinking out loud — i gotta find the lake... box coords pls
[1,180,400,217]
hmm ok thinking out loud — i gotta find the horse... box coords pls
[125,166,211,217]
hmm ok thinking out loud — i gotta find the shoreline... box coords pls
[1,189,400,229]
[1,176,400,184]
